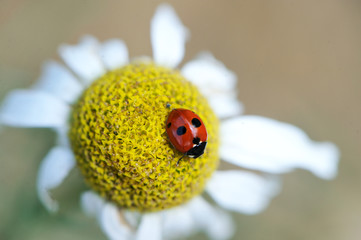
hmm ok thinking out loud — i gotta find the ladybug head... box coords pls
[186,142,207,158]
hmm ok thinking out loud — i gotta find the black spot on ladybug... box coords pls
[167,122,171,128]
[177,126,187,136]
[193,137,200,145]
[192,118,202,128]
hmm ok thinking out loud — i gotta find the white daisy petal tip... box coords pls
[181,52,238,94]
[0,90,70,128]
[36,146,75,212]
[306,141,340,180]
[206,171,281,215]
[33,60,83,104]
[181,52,242,118]
[100,39,129,70]
[220,116,340,180]
[58,35,105,83]
[151,3,189,68]
[80,35,99,45]
[208,93,244,119]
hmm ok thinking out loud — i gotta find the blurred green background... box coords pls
[1,0,360,239]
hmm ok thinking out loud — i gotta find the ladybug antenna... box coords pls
[177,153,186,166]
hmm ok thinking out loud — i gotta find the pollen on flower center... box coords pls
[69,62,219,211]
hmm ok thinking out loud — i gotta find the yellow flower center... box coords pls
[69,62,219,211]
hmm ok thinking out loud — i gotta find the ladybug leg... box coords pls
[177,153,186,166]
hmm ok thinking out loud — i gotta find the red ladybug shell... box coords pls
[166,108,207,158]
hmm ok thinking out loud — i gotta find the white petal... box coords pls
[188,197,235,240]
[123,210,141,229]
[59,36,105,84]
[131,56,153,64]
[135,213,162,240]
[220,116,340,179]
[206,171,280,215]
[100,203,134,240]
[80,191,105,218]
[181,53,242,118]
[100,39,129,70]
[181,52,237,95]
[162,204,197,239]
[33,60,84,103]
[151,4,189,68]
[36,146,75,212]
[81,191,135,240]
[207,93,244,119]
[0,90,70,128]
[54,125,70,147]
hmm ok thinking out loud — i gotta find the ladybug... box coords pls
[166,108,208,163]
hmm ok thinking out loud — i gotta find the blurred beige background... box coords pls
[1,0,361,239]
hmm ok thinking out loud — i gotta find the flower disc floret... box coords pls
[69,62,219,211]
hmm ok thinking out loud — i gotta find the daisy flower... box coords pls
[0,4,339,240]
